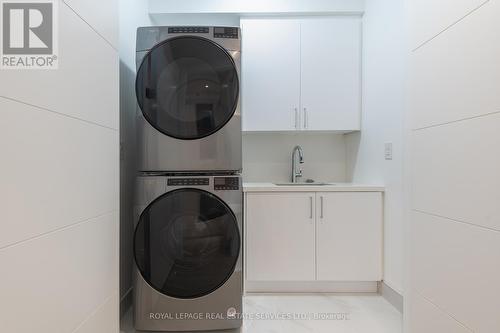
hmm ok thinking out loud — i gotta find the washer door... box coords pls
[134,188,240,299]
[136,36,239,140]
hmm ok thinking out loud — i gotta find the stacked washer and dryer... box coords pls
[133,26,243,332]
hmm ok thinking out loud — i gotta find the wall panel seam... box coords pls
[412,0,490,52]
[413,209,500,234]
[0,95,119,132]
[62,0,118,53]
[413,289,474,332]
[71,290,119,333]
[412,109,500,132]
[0,210,119,251]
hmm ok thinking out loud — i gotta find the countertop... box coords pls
[243,182,385,192]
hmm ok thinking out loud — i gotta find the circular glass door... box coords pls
[136,36,239,140]
[134,188,240,299]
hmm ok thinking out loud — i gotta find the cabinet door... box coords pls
[316,192,382,281]
[241,18,301,131]
[246,192,315,281]
[300,17,362,131]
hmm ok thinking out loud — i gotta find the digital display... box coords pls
[214,177,239,190]
[214,177,226,185]
[213,27,238,39]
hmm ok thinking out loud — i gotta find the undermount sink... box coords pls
[274,182,334,186]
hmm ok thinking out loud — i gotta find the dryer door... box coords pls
[136,36,239,140]
[134,188,240,299]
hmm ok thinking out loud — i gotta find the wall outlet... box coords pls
[384,142,393,160]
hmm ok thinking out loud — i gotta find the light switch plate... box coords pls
[384,142,393,160]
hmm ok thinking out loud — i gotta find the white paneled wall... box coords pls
[0,213,118,332]
[407,0,500,332]
[409,0,488,49]
[345,0,406,294]
[0,98,118,248]
[410,212,500,332]
[410,0,500,129]
[408,292,472,333]
[412,114,500,231]
[0,1,118,129]
[0,0,119,332]
[63,0,119,49]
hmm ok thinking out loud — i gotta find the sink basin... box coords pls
[274,182,334,186]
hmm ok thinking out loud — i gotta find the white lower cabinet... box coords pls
[245,191,383,289]
[246,192,316,281]
[316,192,383,281]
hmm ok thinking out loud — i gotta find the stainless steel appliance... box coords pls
[133,174,243,331]
[135,26,241,173]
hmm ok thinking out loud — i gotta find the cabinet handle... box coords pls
[320,196,324,219]
[303,108,308,129]
[309,196,313,219]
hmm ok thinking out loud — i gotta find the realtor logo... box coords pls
[1,0,58,69]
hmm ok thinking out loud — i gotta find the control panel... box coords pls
[168,178,209,186]
[213,27,239,39]
[214,177,240,191]
[168,27,209,34]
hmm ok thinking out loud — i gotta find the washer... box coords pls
[135,26,241,173]
[133,174,243,331]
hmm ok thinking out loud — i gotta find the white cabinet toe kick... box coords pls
[243,185,384,293]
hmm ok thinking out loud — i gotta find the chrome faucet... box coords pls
[291,145,304,183]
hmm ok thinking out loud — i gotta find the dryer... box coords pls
[133,174,243,331]
[135,26,241,173]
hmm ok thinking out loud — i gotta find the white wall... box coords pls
[0,0,119,332]
[406,0,500,332]
[149,0,365,14]
[345,0,407,294]
[150,14,240,26]
[119,0,152,316]
[243,133,348,183]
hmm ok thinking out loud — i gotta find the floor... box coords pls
[121,294,402,333]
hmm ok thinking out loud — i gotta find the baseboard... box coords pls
[245,281,378,293]
[120,287,133,319]
[378,281,403,313]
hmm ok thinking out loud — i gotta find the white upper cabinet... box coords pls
[241,17,361,132]
[300,17,361,131]
[241,18,301,131]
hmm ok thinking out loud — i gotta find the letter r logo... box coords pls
[2,2,53,54]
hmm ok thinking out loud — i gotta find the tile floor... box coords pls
[121,294,402,333]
